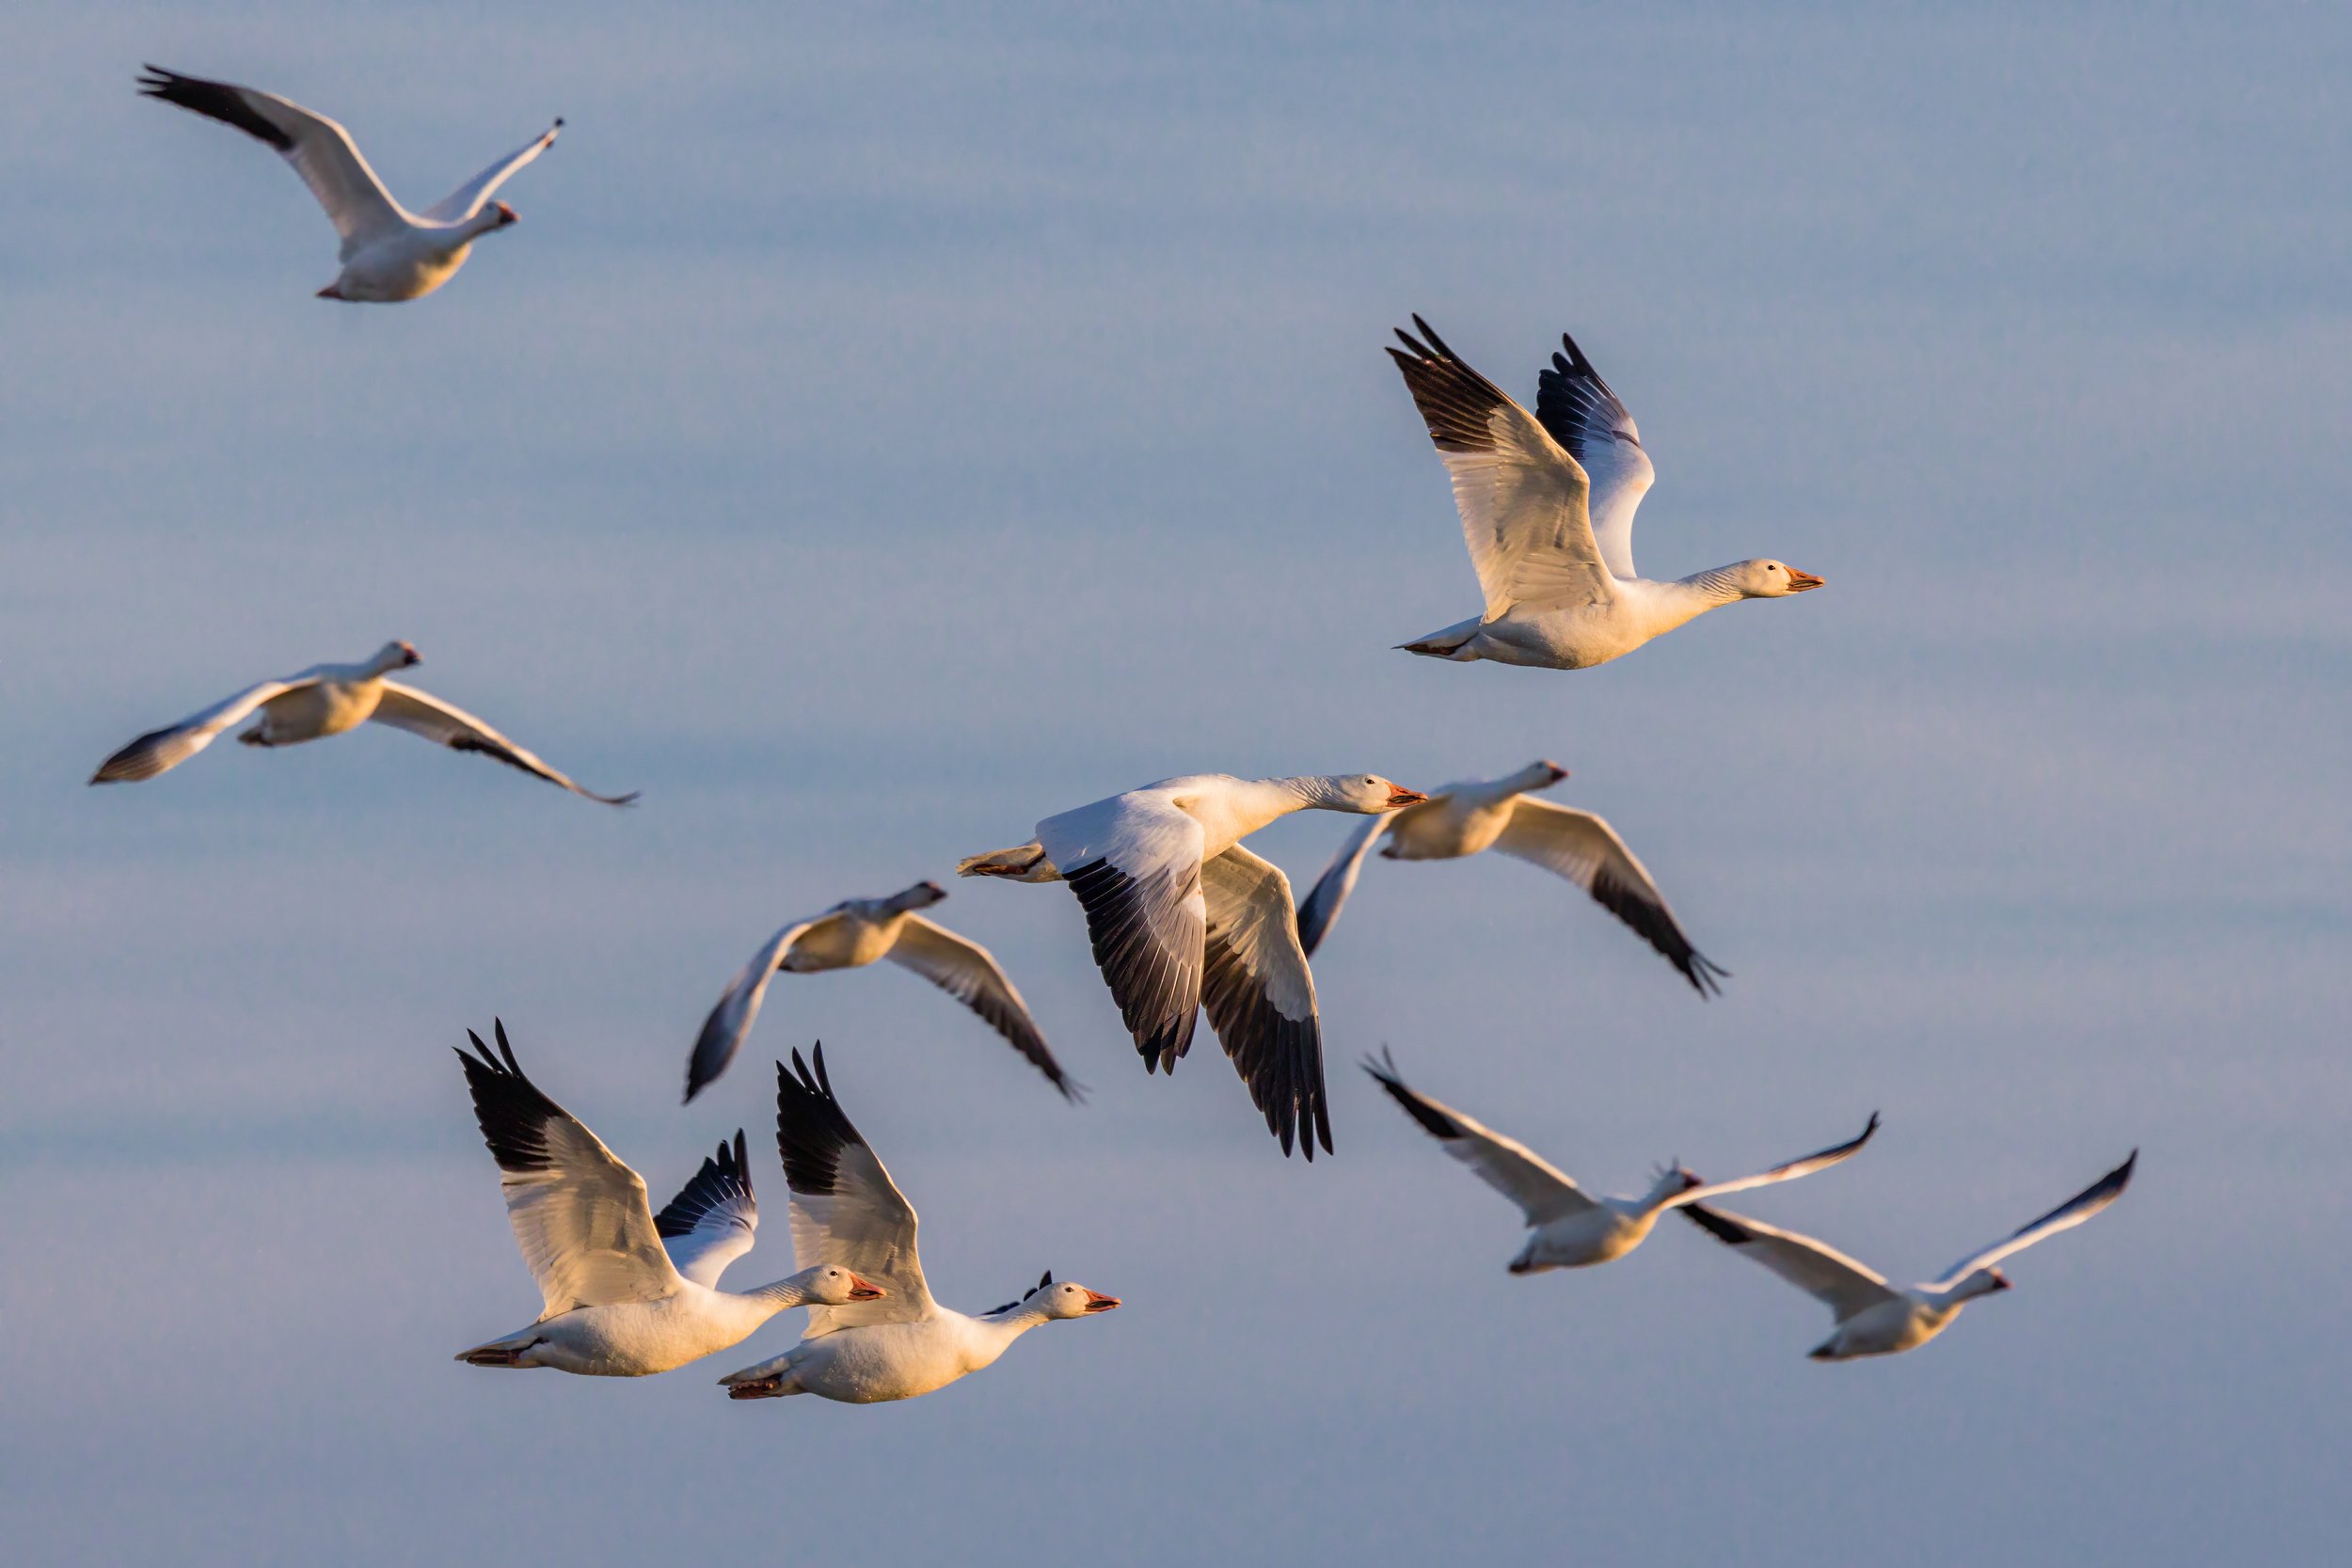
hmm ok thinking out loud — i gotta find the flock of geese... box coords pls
[101,64,2139,1404]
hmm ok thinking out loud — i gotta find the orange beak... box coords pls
[848,1275,887,1301]
[1787,568,1825,592]
[1384,788,1428,809]
[1080,1290,1121,1314]
[316,284,345,300]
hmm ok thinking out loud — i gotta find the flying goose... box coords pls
[1296,759,1726,994]
[684,879,1073,1103]
[137,66,559,303]
[1366,1051,1875,1272]
[1387,316,1822,668]
[957,772,1428,1158]
[1680,1150,2138,1359]
[718,1046,1120,1403]
[87,641,637,804]
[452,1022,885,1376]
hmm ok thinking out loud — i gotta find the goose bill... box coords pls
[1081,1290,1122,1313]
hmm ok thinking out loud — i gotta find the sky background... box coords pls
[5,3,2348,1563]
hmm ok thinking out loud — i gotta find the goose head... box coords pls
[887,879,950,912]
[1513,758,1571,791]
[790,1264,888,1306]
[1643,1162,1706,1208]
[1304,774,1427,813]
[1956,1268,2013,1302]
[1035,1279,1122,1320]
[493,200,520,230]
[368,640,422,675]
[1726,559,1824,597]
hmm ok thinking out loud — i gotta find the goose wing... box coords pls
[1678,1203,1899,1322]
[886,915,1078,1100]
[1199,845,1331,1158]
[88,673,314,784]
[1668,1115,1881,1209]
[773,1046,933,1334]
[683,919,820,1104]
[1928,1151,2138,1289]
[455,1022,682,1316]
[1361,1050,1593,1224]
[1294,811,1396,958]
[421,119,561,222]
[1491,799,1726,995]
[1037,792,1207,1073]
[1388,315,1613,618]
[1534,330,1654,579]
[653,1130,759,1289]
[370,680,638,805]
[136,67,407,252]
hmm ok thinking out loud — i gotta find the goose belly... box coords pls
[1386,800,1511,860]
[792,1323,984,1403]
[1820,1301,1951,1360]
[1476,604,1646,670]
[785,918,893,971]
[521,1297,760,1376]
[1518,1211,1650,1271]
[257,680,383,743]
[342,237,471,303]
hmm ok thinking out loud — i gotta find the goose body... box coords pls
[1387,317,1821,669]
[1366,1052,1875,1273]
[1682,1150,2138,1359]
[1297,759,1725,993]
[137,67,558,303]
[87,641,636,804]
[956,772,1426,1158]
[719,1048,1119,1404]
[451,1023,885,1377]
[684,880,1071,1102]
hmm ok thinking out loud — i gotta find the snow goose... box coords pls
[452,1022,886,1376]
[1366,1050,1875,1272]
[136,66,558,303]
[1680,1150,2138,1359]
[684,879,1073,1104]
[1297,758,1726,993]
[1387,316,1822,668]
[87,641,637,804]
[718,1046,1120,1403]
[956,772,1427,1158]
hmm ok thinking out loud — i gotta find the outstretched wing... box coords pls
[88,674,312,784]
[1534,330,1654,579]
[683,920,818,1103]
[370,680,638,805]
[1388,315,1613,618]
[653,1130,759,1289]
[454,1021,681,1317]
[1492,799,1726,995]
[1679,1203,1900,1323]
[1199,846,1331,1158]
[1668,1115,1881,1209]
[1929,1151,2138,1289]
[1038,792,1207,1073]
[137,67,407,252]
[1361,1049,1592,1225]
[772,1046,933,1335]
[885,915,1079,1100]
[1294,812,1394,958]
[422,119,562,222]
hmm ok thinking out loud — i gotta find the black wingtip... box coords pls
[1679,1203,1753,1245]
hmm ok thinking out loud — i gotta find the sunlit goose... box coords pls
[1386,316,1822,668]
[452,1022,886,1376]
[1366,1051,1875,1273]
[956,772,1427,1158]
[1297,758,1726,993]
[718,1047,1120,1404]
[1681,1150,2137,1360]
[685,879,1073,1104]
[137,66,558,303]
[87,641,636,804]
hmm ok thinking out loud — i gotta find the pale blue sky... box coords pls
[5,4,2348,1564]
